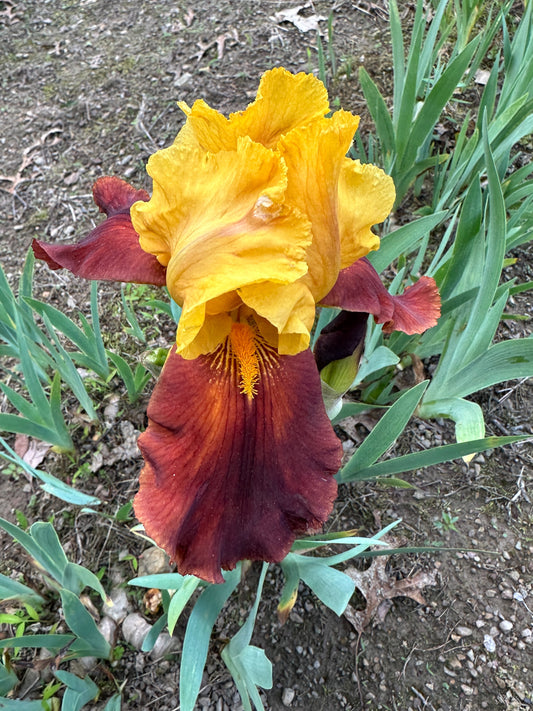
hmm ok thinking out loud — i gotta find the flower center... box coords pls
[229,322,260,398]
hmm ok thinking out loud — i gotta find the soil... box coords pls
[1,1,532,711]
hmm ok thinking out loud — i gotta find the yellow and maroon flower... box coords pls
[33,68,440,583]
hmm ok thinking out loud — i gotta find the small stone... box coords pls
[121,613,179,658]
[461,684,474,696]
[485,589,497,598]
[501,589,513,599]
[475,620,485,628]
[106,589,131,622]
[138,547,171,577]
[499,620,513,633]
[282,688,295,706]
[456,626,473,637]
[521,629,532,638]
[508,570,520,582]
[483,635,496,653]
[98,616,116,646]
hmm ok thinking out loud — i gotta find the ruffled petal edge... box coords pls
[33,177,167,286]
[321,258,441,335]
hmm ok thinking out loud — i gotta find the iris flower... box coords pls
[33,68,440,583]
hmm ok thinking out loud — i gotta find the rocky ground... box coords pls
[1,1,532,709]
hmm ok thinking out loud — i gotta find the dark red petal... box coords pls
[92,176,149,216]
[314,311,367,373]
[321,258,395,324]
[32,177,166,286]
[381,276,441,334]
[134,345,341,584]
[321,258,441,335]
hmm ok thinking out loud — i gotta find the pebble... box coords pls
[137,547,171,577]
[521,629,532,639]
[106,588,131,622]
[282,688,295,706]
[122,613,179,658]
[483,635,496,653]
[461,684,474,696]
[499,620,513,633]
[456,626,473,637]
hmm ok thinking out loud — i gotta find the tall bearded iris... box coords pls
[33,68,440,583]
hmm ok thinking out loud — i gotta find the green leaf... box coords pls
[141,613,168,653]
[1,435,100,506]
[0,699,45,710]
[368,212,447,273]
[54,670,98,711]
[293,558,355,616]
[103,694,122,711]
[332,401,387,425]
[180,567,241,711]
[401,38,480,172]
[419,398,485,452]
[63,563,108,603]
[167,576,201,635]
[221,565,271,711]
[445,339,533,398]
[129,573,185,589]
[0,519,65,586]
[346,435,527,481]
[107,351,149,403]
[60,590,110,659]
[0,572,44,605]
[358,67,395,158]
[0,634,75,651]
[338,381,428,483]
[354,346,399,385]
[0,662,17,696]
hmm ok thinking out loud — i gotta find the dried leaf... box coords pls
[475,69,491,86]
[13,434,50,470]
[343,538,437,632]
[272,5,326,33]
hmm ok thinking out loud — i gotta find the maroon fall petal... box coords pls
[321,258,395,323]
[380,276,441,334]
[134,345,341,584]
[322,258,441,335]
[314,311,368,373]
[32,176,167,286]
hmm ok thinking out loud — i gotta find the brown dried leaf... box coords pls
[13,434,50,471]
[343,539,437,633]
[272,5,326,33]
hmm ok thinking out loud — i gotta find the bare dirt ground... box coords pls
[1,1,532,710]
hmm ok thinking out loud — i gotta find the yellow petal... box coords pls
[229,67,330,148]
[174,99,236,152]
[338,159,396,268]
[279,110,360,301]
[173,69,329,155]
[178,308,234,360]
[131,136,312,355]
[239,281,316,355]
